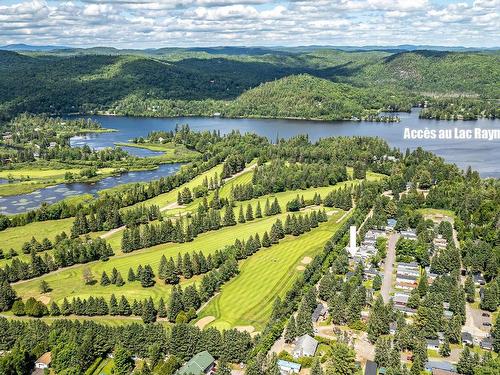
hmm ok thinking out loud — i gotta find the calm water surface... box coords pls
[76,111,500,178]
[1,111,498,214]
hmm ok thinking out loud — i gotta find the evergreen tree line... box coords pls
[0,237,113,283]
[323,186,353,211]
[0,316,255,374]
[0,235,54,261]
[231,159,348,201]
[221,154,246,179]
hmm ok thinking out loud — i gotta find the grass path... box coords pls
[199,209,350,331]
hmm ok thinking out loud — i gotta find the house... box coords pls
[425,361,456,373]
[394,305,416,315]
[312,304,327,322]
[277,360,301,374]
[473,273,486,286]
[437,332,445,345]
[365,360,377,375]
[364,268,379,280]
[177,351,215,375]
[400,230,417,240]
[395,274,417,286]
[461,332,473,346]
[426,339,440,350]
[432,370,459,375]
[389,322,398,335]
[386,219,397,229]
[293,334,318,358]
[393,293,410,307]
[35,352,51,369]
[480,337,493,351]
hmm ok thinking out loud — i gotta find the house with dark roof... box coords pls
[293,334,318,358]
[312,303,327,322]
[177,351,215,375]
[461,332,473,346]
[426,339,440,350]
[480,337,493,351]
[365,360,377,375]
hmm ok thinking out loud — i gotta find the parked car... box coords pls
[482,322,492,327]
[482,313,490,317]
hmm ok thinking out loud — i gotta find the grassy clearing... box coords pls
[199,209,350,331]
[13,212,292,305]
[0,167,117,196]
[416,208,457,220]
[115,142,200,163]
[0,217,74,267]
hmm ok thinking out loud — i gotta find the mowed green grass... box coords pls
[13,212,292,305]
[0,217,74,267]
[123,163,225,212]
[199,209,350,331]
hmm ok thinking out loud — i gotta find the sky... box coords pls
[0,0,498,48]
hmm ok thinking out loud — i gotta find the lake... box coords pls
[1,110,498,215]
[0,163,182,215]
[74,111,500,178]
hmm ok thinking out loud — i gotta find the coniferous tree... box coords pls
[142,297,157,323]
[311,358,323,375]
[113,345,134,375]
[100,271,110,286]
[49,301,61,316]
[464,275,475,303]
[223,204,236,226]
[141,265,155,288]
[157,297,167,318]
[284,316,297,343]
[238,206,246,224]
[109,294,119,315]
[115,272,125,287]
[127,267,136,282]
[296,303,313,337]
[118,295,131,316]
[439,336,451,357]
[245,204,254,221]
[262,231,271,247]
[255,202,262,218]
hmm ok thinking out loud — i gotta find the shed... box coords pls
[277,360,301,374]
[461,332,473,346]
[365,360,377,375]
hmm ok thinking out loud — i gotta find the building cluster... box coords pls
[277,334,319,374]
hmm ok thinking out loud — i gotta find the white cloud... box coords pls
[0,0,498,47]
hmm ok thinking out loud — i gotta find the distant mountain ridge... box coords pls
[1,44,498,55]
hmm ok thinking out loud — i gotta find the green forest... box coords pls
[0,48,498,121]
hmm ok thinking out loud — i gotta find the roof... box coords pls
[427,339,440,347]
[461,332,473,342]
[365,360,377,375]
[294,334,319,356]
[425,361,456,372]
[177,351,215,375]
[432,370,459,375]
[36,352,52,365]
[312,304,327,321]
[277,360,301,371]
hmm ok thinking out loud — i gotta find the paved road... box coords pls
[382,233,399,303]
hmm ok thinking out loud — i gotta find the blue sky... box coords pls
[0,0,498,48]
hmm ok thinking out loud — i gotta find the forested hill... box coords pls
[0,49,498,121]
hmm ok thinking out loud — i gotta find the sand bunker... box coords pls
[195,316,215,329]
[301,257,312,264]
[296,266,306,271]
[235,325,255,334]
[38,295,51,305]
[161,202,185,211]
[326,210,339,216]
